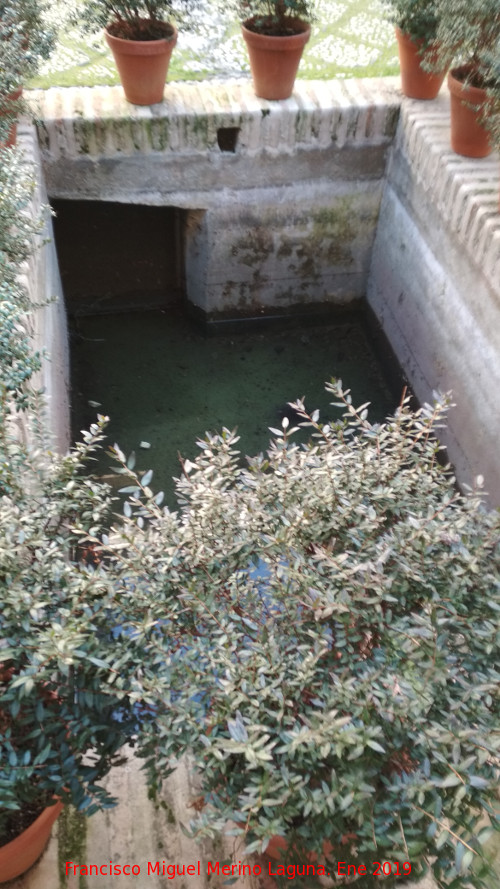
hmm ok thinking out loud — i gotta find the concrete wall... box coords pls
[17,123,70,453]
[29,79,400,319]
[25,78,500,495]
[367,90,500,503]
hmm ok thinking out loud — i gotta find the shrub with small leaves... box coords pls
[484,54,500,154]
[237,0,314,35]
[0,416,184,838]
[79,0,198,38]
[0,104,174,841]
[0,149,43,410]
[0,1,55,144]
[382,0,440,47]
[432,0,500,84]
[101,383,500,888]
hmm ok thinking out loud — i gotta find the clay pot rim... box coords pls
[0,799,63,883]
[448,65,488,100]
[241,19,311,51]
[395,26,433,51]
[395,27,445,69]
[105,21,177,53]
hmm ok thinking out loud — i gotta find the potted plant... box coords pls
[433,0,500,157]
[382,0,446,99]
[0,150,174,883]
[0,16,25,147]
[80,0,183,105]
[238,0,314,100]
[0,0,54,146]
[105,383,500,887]
[0,413,199,880]
[484,54,500,209]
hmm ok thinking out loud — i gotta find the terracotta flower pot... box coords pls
[241,19,311,101]
[105,24,177,106]
[0,87,23,149]
[395,29,445,100]
[0,800,63,883]
[447,66,491,158]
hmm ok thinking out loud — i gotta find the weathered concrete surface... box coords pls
[11,752,435,889]
[185,181,383,315]
[367,88,500,503]
[16,124,70,453]
[27,79,400,317]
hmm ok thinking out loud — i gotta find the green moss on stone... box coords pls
[76,119,95,155]
[383,105,401,138]
[58,807,87,889]
[311,201,356,266]
[158,800,176,825]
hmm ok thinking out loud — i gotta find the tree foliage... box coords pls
[382,0,440,47]
[97,384,500,888]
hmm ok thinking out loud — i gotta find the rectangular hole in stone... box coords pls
[51,200,186,315]
[217,127,240,153]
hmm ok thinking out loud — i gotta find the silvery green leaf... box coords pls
[455,842,466,873]
[141,470,153,487]
[469,775,489,788]
[440,774,461,788]
[242,617,258,631]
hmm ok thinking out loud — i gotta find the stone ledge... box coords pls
[26,78,401,161]
[394,91,500,298]
[368,89,500,503]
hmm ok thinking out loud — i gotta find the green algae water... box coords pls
[71,309,398,507]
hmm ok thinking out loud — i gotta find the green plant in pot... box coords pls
[80,0,184,104]
[0,14,27,147]
[0,0,54,146]
[433,0,500,156]
[484,52,500,209]
[0,422,171,882]
[382,0,445,99]
[237,0,314,100]
[0,150,176,883]
[104,383,500,888]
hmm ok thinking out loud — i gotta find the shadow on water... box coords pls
[71,307,400,508]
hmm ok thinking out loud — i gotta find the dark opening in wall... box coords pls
[217,127,240,153]
[51,200,186,315]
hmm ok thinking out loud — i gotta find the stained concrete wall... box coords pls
[16,124,70,453]
[11,752,436,889]
[29,79,401,319]
[23,79,500,493]
[367,91,500,503]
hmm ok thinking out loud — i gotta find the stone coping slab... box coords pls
[26,78,401,161]
[26,81,499,291]
[392,89,500,300]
